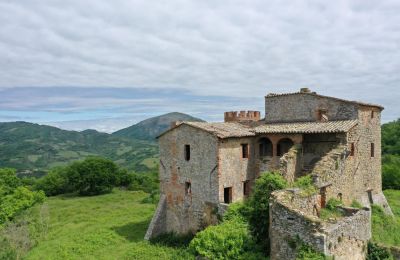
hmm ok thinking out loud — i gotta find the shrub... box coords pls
[34,167,70,196]
[325,198,342,210]
[367,241,393,260]
[296,243,326,260]
[292,175,317,196]
[127,172,159,193]
[351,200,363,209]
[0,168,45,225]
[246,172,287,250]
[65,157,119,196]
[223,202,249,223]
[189,220,253,259]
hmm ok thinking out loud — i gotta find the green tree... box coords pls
[34,167,70,196]
[382,155,400,190]
[66,157,119,196]
[246,172,287,251]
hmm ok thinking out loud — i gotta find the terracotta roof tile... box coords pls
[253,120,358,134]
[184,122,255,138]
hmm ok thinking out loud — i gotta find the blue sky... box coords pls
[0,0,399,132]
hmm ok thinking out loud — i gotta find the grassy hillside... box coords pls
[24,190,193,260]
[372,189,400,247]
[112,112,204,141]
[0,122,157,174]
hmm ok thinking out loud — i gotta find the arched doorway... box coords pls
[277,138,294,156]
[259,137,273,157]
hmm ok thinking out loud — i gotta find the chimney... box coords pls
[300,87,311,93]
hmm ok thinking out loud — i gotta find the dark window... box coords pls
[241,144,249,159]
[350,143,355,156]
[371,143,375,157]
[371,111,375,118]
[224,187,232,204]
[259,137,273,157]
[338,193,343,201]
[184,145,190,161]
[185,182,191,194]
[243,181,250,197]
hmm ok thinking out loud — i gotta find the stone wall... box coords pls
[218,137,258,202]
[265,93,358,123]
[157,124,220,234]
[144,195,167,240]
[270,190,371,260]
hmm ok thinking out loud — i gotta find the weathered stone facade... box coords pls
[145,88,390,260]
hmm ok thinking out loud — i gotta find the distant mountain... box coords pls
[112,112,204,141]
[0,121,158,175]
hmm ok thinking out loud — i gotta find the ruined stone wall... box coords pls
[158,124,220,234]
[218,137,258,202]
[265,94,358,123]
[270,190,371,260]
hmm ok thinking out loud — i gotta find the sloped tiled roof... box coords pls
[158,120,358,139]
[265,91,383,109]
[253,120,358,134]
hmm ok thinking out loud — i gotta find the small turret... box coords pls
[224,111,261,122]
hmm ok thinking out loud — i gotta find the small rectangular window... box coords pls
[185,182,191,194]
[350,143,355,156]
[243,181,250,197]
[184,145,190,161]
[371,143,375,157]
[241,144,249,159]
[224,187,232,204]
[371,111,375,118]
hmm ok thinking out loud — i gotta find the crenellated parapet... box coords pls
[224,110,261,122]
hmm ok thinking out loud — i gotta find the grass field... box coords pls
[25,190,193,260]
[18,189,400,259]
[372,189,400,247]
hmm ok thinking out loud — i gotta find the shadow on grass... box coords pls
[112,219,151,242]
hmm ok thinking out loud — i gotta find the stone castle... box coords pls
[145,88,392,259]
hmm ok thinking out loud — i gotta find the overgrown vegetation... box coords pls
[292,175,317,196]
[247,172,288,251]
[367,241,394,260]
[371,191,400,247]
[319,198,344,220]
[0,168,45,225]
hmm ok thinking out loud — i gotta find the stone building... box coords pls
[145,88,391,259]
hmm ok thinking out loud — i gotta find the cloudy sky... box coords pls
[0,0,399,132]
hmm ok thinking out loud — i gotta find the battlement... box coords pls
[224,110,260,122]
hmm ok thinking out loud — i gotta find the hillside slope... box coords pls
[0,122,157,174]
[112,112,204,141]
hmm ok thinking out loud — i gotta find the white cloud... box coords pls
[0,0,399,126]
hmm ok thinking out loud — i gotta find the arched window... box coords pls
[259,137,273,157]
[277,138,294,156]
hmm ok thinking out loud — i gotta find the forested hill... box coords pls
[112,112,204,141]
[0,121,157,175]
[382,119,400,155]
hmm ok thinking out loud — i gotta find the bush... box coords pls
[127,172,159,193]
[292,175,317,196]
[325,198,343,210]
[34,167,70,196]
[0,168,45,225]
[367,241,393,260]
[351,200,363,208]
[65,157,119,196]
[382,155,400,190]
[296,243,326,260]
[189,220,253,259]
[223,202,249,223]
[246,172,287,250]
